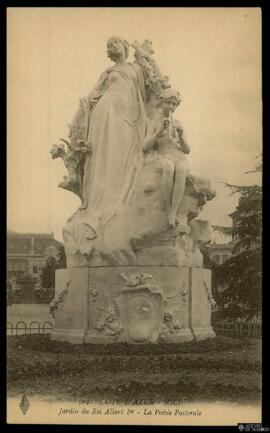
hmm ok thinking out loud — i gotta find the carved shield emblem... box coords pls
[127,295,157,342]
[116,289,163,343]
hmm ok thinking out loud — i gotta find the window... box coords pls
[32,266,38,274]
[7,241,15,250]
[213,255,221,264]
[13,260,27,271]
[35,242,42,251]
[222,255,229,263]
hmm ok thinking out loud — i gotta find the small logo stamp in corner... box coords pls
[19,393,30,415]
[238,424,269,432]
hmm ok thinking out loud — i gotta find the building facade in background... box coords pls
[7,230,63,279]
[206,241,233,265]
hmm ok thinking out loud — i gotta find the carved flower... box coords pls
[95,321,105,330]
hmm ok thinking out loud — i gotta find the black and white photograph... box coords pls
[7,7,262,426]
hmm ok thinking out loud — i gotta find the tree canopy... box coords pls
[41,245,66,289]
[206,157,262,316]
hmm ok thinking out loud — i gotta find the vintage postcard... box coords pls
[7,7,262,427]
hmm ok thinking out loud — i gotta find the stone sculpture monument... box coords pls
[50,36,216,344]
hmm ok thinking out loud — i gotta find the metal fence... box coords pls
[7,319,261,338]
[7,321,54,336]
[213,319,261,338]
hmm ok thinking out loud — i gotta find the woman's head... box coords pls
[107,36,129,61]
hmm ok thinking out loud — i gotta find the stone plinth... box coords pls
[50,266,215,344]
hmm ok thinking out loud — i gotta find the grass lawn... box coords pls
[7,335,261,404]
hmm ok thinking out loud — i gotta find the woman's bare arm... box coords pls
[175,121,190,154]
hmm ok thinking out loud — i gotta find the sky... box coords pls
[7,7,262,242]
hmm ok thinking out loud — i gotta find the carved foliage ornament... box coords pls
[50,280,71,318]
[94,303,123,338]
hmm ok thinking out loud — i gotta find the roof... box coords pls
[7,231,63,255]
[207,243,233,249]
[7,232,54,238]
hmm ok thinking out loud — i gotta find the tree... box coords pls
[39,256,58,303]
[207,157,262,317]
[221,183,261,254]
[214,248,262,317]
[56,244,67,269]
[41,256,57,289]
[40,244,66,289]
[16,272,36,303]
[7,281,13,306]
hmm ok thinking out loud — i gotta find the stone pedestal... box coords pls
[50,266,215,344]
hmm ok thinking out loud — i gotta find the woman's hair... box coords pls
[160,88,181,106]
[107,36,129,59]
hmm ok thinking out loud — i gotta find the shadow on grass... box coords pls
[7,333,256,355]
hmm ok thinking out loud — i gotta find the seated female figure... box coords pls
[143,88,190,228]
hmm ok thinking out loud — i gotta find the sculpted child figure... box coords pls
[143,88,191,229]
